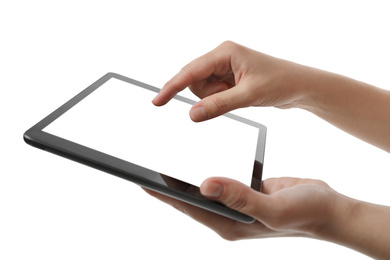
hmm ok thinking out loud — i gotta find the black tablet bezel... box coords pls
[23,73,267,224]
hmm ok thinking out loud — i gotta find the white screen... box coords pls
[44,78,259,187]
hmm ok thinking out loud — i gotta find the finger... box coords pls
[200,177,272,220]
[189,79,233,99]
[142,187,239,230]
[189,83,250,122]
[152,46,232,106]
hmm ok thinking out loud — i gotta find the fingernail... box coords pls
[190,106,208,122]
[201,182,224,198]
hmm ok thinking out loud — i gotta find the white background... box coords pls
[1,1,389,259]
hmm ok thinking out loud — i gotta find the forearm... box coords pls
[316,193,390,259]
[296,67,390,152]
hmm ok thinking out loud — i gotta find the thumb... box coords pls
[189,84,250,122]
[200,177,267,219]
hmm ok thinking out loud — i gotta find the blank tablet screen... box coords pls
[43,78,259,187]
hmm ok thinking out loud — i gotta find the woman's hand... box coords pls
[153,41,390,151]
[144,177,390,259]
[144,177,339,240]
[152,41,308,122]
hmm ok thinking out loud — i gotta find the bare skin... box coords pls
[147,41,390,259]
[153,41,390,152]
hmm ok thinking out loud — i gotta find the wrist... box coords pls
[290,65,331,112]
[310,190,358,243]
[312,193,390,259]
[275,60,326,110]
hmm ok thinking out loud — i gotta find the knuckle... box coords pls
[225,191,250,213]
[210,96,229,114]
[186,69,197,83]
[219,232,239,241]
[220,40,237,50]
[216,222,248,241]
[216,226,241,241]
[170,202,187,215]
[218,40,245,56]
[315,179,331,188]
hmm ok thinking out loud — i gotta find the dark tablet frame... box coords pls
[23,73,267,224]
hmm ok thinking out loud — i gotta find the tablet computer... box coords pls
[24,73,266,224]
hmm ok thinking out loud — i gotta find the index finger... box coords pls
[152,46,232,106]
